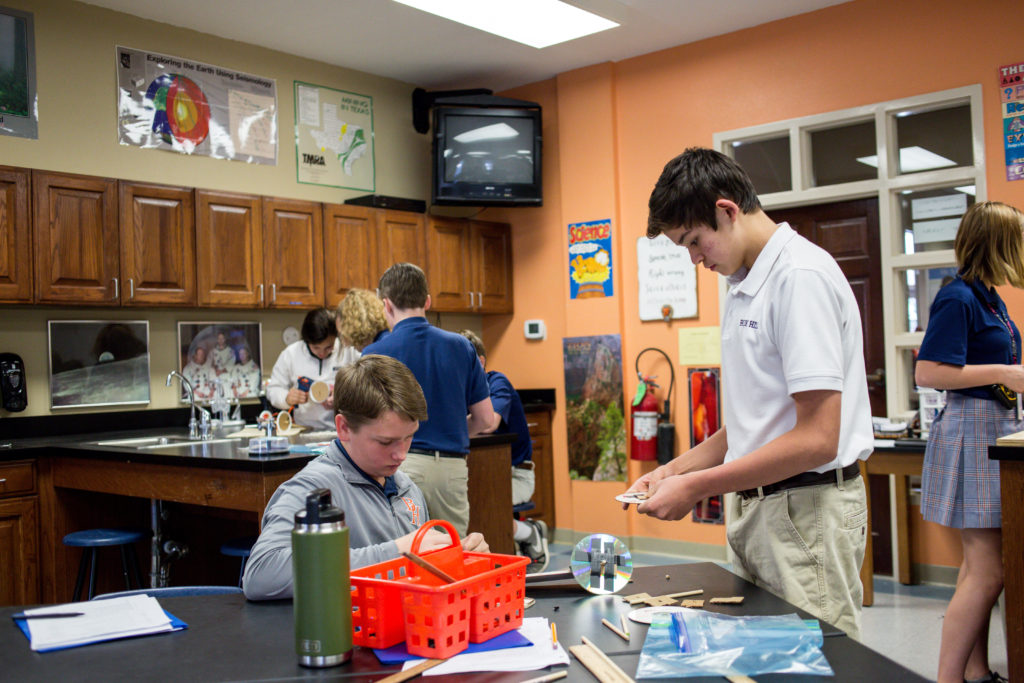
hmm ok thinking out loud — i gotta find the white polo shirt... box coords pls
[720,223,873,472]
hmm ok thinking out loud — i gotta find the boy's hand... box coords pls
[460,532,489,554]
[637,473,703,521]
[622,464,671,510]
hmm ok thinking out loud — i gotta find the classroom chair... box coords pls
[63,528,147,601]
[93,585,243,599]
[219,536,259,587]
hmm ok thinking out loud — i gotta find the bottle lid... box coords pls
[295,488,344,525]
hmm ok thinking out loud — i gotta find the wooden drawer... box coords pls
[526,410,551,437]
[0,460,36,498]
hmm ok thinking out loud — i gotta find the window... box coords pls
[715,86,985,419]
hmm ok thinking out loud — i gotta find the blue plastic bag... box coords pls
[636,609,834,678]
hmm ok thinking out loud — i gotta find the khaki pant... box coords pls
[726,473,868,640]
[511,466,535,506]
[400,453,469,537]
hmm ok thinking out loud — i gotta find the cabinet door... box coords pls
[262,197,324,309]
[118,181,196,306]
[196,190,263,307]
[526,410,554,531]
[323,203,379,307]
[0,497,40,606]
[426,216,472,312]
[377,210,426,274]
[0,166,32,303]
[471,220,513,313]
[32,171,119,305]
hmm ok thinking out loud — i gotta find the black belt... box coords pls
[738,462,860,500]
[407,448,466,459]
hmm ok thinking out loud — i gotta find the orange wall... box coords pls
[481,0,1024,567]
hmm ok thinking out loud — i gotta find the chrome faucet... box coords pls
[166,371,212,440]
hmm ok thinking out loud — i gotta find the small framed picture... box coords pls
[48,320,150,409]
[176,322,262,402]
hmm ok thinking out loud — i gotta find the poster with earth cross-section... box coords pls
[295,81,375,192]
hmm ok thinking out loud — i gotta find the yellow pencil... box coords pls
[550,621,558,649]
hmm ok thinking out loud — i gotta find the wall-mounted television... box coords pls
[432,105,542,207]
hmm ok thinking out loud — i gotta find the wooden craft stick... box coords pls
[680,599,704,608]
[376,658,444,683]
[601,617,630,641]
[665,589,703,599]
[401,551,457,583]
[709,596,745,604]
[570,637,636,683]
[619,614,630,638]
[725,675,757,683]
[621,592,652,605]
[520,671,569,683]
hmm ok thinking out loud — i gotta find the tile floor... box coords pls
[544,540,1008,682]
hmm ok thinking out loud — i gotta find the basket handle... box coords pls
[410,519,461,556]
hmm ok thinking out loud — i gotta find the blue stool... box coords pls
[220,536,258,587]
[63,528,146,601]
[513,501,536,520]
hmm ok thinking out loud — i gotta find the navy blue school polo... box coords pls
[918,275,1021,399]
[486,370,533,466]
[363,317,489,454]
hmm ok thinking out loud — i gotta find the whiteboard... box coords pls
[636,235,698,321]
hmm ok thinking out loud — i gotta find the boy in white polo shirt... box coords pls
[625,147,873,639]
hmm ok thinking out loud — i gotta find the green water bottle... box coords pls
[292,488,352,667]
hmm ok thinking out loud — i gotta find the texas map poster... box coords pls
[116,46,277,165]
[295,81,375,192]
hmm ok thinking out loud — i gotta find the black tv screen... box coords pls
[432,106,542,207]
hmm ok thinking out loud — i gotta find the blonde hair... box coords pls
[332,355,427,431]
[955,201,1024,288]
[336,288,388,350]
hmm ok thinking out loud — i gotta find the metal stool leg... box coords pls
[87,548,98,600]
[119,545,133,590]
[128,544,143,589]
[72,549,90,602]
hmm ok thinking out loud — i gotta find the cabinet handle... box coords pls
[258,284,264,302]
[112,277,119,299]
[0,478,7,485]
[477,291,483,309]
[128,278,135,300]
[527,422,539,428]
[468,292,474,308]
[271,283,277,303]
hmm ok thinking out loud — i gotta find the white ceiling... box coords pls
[79,0,850,92]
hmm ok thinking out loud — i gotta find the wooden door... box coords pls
[769,199,885,416]
[32,171,118,305]
[323,203,379,307]
[376,210,426,275]
[471,220,513,314]
[0,166,32,303]
[0,497,39,606]
[426,216,472,311]
[196,190,263,307]
[118,181,196,306]
[262,197,324,309]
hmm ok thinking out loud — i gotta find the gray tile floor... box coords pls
[545,541,1008,682]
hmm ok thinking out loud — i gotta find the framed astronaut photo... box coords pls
[177,322,263,402]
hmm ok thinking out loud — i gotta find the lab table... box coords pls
[0,562,925,682]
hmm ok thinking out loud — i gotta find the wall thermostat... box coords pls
[524,319,546,340]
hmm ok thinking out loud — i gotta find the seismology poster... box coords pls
[295,81,375,192]
[116,46,277,164]
[563,334,626,481]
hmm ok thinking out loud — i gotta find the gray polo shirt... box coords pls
[243,440,429,600]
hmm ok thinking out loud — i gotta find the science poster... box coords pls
[1000,60,1024,181]
[563,334,626,481]
[295,81,375,191]
[569,219,613,299]
[116,46,277,164]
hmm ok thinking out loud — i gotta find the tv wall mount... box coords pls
[412,88,541,134]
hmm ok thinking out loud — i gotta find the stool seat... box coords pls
[220,536,258,587]
[513,501,536,519]
[63,528,147,547]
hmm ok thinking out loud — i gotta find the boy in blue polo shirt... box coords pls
[363,263,494,537]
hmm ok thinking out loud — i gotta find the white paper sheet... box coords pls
[23,595,173,651]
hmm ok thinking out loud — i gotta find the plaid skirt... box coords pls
[920,392,1019,528]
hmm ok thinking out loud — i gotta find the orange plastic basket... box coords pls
[350,520,529,659]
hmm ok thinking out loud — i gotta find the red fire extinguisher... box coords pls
[631,375,661,460]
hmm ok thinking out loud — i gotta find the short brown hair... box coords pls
[458,329,485,358]
[336,288,388,350]
[378,263,429,310]
[301,308,337,344]
[955,201,1024,288]
[647,147,761,238]
[333,355,428,431]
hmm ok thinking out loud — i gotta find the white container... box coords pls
[917,387,946,437]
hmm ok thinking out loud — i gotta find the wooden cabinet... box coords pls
[262,197,324,309]
[524,409,554,530]
[118,181,196,306]
[323,203,380,307]
[377,210,426,273]
[32,171,119,305]
[0,460,39,606]
[196,190,264,307]
[426,218,512,313]
[0,166,32,303]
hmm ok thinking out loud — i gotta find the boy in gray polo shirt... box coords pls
[244,354,489,601]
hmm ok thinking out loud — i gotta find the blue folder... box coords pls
[373,629,532,664]
[15,610,188,653]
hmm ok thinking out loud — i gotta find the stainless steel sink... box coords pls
[93,435,240,449]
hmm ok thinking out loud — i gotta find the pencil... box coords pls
[11,612,85,619]
[520,671,568,683]
[550,621,558,649]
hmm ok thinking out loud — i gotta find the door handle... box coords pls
[271,283,277,303]
[258,284,264,302]
[128,278,135,300]
[112,277,119,300]
[866,368,885,386]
